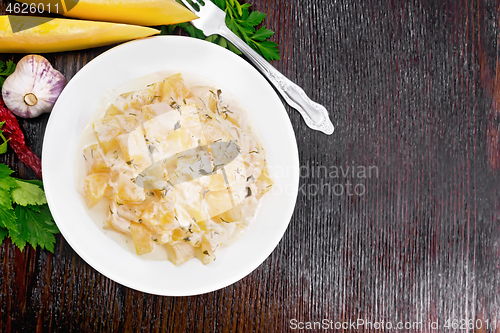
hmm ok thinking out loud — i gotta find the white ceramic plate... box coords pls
[42,36,299,296]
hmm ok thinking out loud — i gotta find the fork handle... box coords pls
[218,26,334,135]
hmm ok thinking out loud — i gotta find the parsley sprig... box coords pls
[0,122,59,252]
[0,59,14,154]
[166,0,280,62]
[0,121,9,154]
[0,60,15,89]
[0,164,59,252]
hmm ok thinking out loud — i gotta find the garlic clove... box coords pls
[2,54,67,118]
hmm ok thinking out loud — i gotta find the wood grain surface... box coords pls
[2,0,500,332]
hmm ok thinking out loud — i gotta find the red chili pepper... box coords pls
[0,98,42,179]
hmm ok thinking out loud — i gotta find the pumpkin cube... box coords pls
[116,128,151,176]
[93,116,123,153]
[165,241,196,266]
[160,73,191,104]
[200,235,216,265]
[204,189,234,219]
[117,173,146,203]
[83,173,110,208]
[83,143,108,174]
[130,223,154,255]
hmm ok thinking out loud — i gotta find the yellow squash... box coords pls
[0,15,159,53]
[18,0,198,26]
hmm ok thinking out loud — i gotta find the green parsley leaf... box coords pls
[254,40,280,62]
[212,0,225,9]
[18,179,45,191]
[180,22,205,39]
[245,11,266,26]
[168,0,280,62]
[0,227,8,243]
[11,179,47,206]
[227,40,242,54]
[0,161,58,253]
[0,141,7,154]
[0,60,16,89]
[10,204,59,252]
[252,27,275,42]
[0,121,9,154]
[0,164,19,233]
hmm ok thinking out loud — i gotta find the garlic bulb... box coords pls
[2,55,67,118]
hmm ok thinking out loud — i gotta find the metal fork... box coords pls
[178,0,334,135]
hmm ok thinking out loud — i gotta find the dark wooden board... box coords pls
[2,0,500,332]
